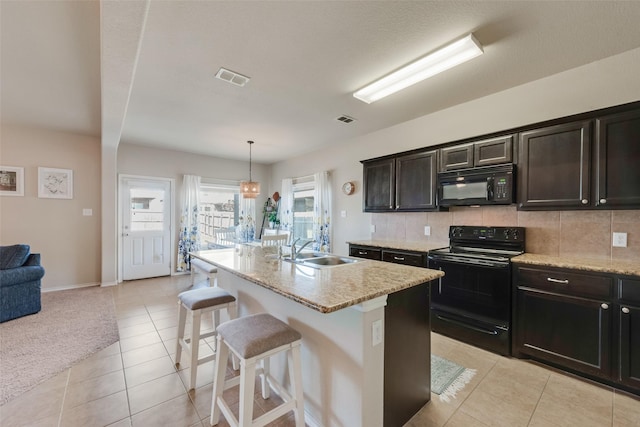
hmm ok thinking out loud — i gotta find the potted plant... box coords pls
[268,212,278,228]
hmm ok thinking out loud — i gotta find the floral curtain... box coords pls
[236,195,257,242]
[176,174,201,272]
[313,171,331,253]
[279,177,294,234]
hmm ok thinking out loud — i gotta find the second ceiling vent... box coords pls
[215,68,250,87]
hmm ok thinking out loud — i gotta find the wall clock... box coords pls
[342,181,355,195]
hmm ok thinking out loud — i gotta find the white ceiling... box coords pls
[2,1,640,164]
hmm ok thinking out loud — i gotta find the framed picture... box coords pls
[0,166,24,196]
[38,167,73,199]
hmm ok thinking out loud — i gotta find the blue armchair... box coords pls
[0,244,45,323]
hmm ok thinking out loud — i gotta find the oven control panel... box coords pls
[450,226,525,242]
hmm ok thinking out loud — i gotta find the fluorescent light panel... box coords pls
[353,33,483,104]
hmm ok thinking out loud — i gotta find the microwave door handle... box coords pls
[487,178,493,200]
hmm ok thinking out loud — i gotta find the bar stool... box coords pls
[210,313,305,427]
[190,258,218,287]
[175,287,237,390]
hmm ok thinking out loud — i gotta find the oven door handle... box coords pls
[428,255,509,268]
[435,315,499,335]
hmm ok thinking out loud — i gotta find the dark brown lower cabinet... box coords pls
[619,278,640,390]
[514,285,612,379]
[348,244,382,260]
[513,265,640,395]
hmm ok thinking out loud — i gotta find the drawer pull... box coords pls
[358,251,368,255]
[547,277,569,284]
[394,256,405,261]
[622,307,630,314]
[601,303,609,310]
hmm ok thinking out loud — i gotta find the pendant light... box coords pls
[240,140,260,198]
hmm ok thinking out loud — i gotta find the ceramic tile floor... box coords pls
[1,274,639,427]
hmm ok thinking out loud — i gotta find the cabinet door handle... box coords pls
[358,251,368,255]
[394,256,405,261]
[581,199,589,205]
[601,303,609,310]
[622,307,630,314]
[547,277,569,284]
[599,198,607,204]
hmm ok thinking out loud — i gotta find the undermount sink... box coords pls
[303,256,360,266]
[283,253,361,269]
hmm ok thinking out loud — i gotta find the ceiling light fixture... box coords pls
[240,140,260,199]
[353,33,483,104]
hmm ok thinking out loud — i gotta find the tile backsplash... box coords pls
[371,206,640,261]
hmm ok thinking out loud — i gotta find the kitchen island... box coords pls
[190,245,444,427]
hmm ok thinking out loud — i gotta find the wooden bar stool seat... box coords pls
[175,287,237,390]
[210,313,305,427]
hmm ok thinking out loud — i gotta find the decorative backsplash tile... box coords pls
[371,207,639,261]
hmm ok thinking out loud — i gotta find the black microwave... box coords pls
[437,164,515,206]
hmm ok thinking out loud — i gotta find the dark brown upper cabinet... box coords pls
[362,158,395,212]
[440,135,513,171]
[518,121,592,210]
[362,149,438,212]
[440,143,474,171]
[395,150,437,211]
[474,135,514,167]
[595,109,640,208]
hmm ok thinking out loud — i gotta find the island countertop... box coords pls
[190,246,444,313]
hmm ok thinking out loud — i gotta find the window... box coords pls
[199,183,240,248]
[129,188,166,231]
[292,180,314,241]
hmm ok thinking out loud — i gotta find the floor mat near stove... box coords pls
[431,354,477,402]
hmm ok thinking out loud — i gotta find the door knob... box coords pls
[581,199,589,205]
[601,303,609,310]
[622,307,630,314]
[599,198,607,204]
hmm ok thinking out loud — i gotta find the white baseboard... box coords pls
[41,282,101,293]
[100,281,119,287]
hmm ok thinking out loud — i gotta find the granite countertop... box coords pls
[347,240,448,253]
[512,253,640,277]
[190,246,444,314]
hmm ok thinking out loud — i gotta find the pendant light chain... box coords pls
[248,140,253,182]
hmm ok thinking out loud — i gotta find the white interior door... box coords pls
[121,177,172,280]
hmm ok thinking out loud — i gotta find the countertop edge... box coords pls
[512,254,640,277]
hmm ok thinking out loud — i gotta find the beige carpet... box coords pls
[0,286,119,405]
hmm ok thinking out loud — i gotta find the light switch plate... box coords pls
[82,208,93,216]
[370,224,376,233]
[341,210,347,218]
[613,232,627,247]
[424,226,431,236]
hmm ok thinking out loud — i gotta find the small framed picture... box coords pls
[0,166,24,196]
[38,167,73,199]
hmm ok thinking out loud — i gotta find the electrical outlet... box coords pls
[372,319,382,346]
[341,210,347,218]
[370,224,376,233]
[613,232,628,248]
[424,226,431,236]
[82,209,93,216]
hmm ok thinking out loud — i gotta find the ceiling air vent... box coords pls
[215,67,250,87]
[336,115,356,124]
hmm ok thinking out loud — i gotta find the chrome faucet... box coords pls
[291,238,314,260]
